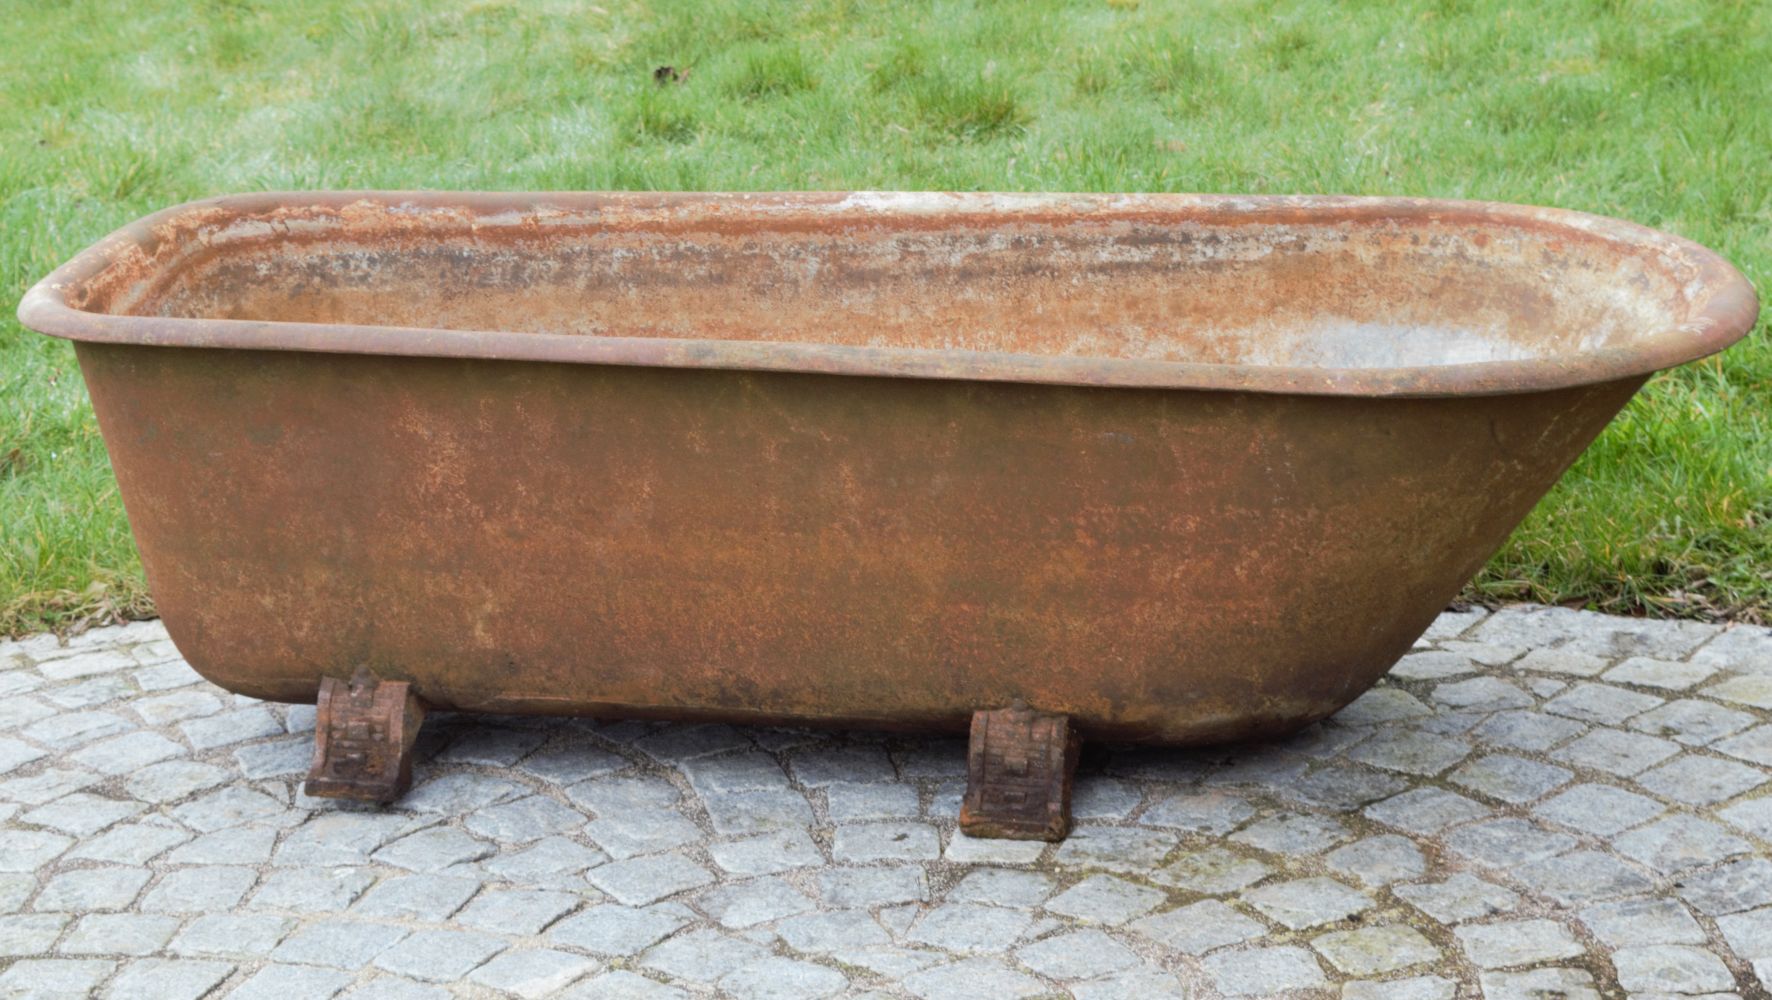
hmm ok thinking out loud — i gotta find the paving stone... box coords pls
[1363,787,1492,834]
[776,910,891,953]
[941,830,1045,864]
[226,963,355,1000]
[0,696,56,732]
[825,781,919,821]
[1286,763,1411,809]
[1152,845,1270,894]
[1311,924,1439,975]
[901,957,1044,1000]
[1389,650,1480,680]
[436,726,549,767]
[1042,874,1164,925]
[1514,849,1655,904]
[1676,858,1772,916]
[0,959,116,998]
[569,778,701,858]
[1243,877,1373,929]
[1716,906,1772,961]
[707,830,823,875]
[639,927,769,982]
[1202,944,1328,995]
[907,902,1033,952]
[402,771,527,813]
[463,793,586,842]
[34,868,151,912]
[352,874,480,921]
[1432,677,1533,710]
[483,836,608,884]
[817,866,926,908]
[719,956,848,1000]
[138,865,256,914]
[166,826,277,865]
[38,647,138,681]
[1340,976,1458,1000]
[457,888,581,935]
[1347,730,1472,775]
[123,761,228,803]
[1014,927,1139,979]
[788,746,895,786]
[132,661,206,693]
[252,866,376,911]
[1477,967,1600,1000]
[64,823,190,865]
[0,766,100,805]
[585,852,713,905]
[0,828,72,871]
[1637,753,1768,804]
[169,913,295,957]
[59,912,180,955]
[67,731,182,774]
[1612,944,1734,993]
[1128,898,1266,954]
[516,745,628,784]
[170,786,290,833]
[1579,896,1707,948]
[1449,753,1574,803]
[1605,656,1719,691]
[234,737,313,778]
[180,706,282,749]
[632,723,753,761]
[832,822,940,862]
[336,979,452,1000]
[946,868,1054,908]
[550,903,692,956]
[697,876,815,927]
[1614,815,1753,873]
[1071,776,1143,818]
[374,928,508,982]
[102,958,234,1000]
[0,873,29,913]
[0,736,46,772]
[1554,728,1682,776]
[1705,674,1772,710]
[1714,725,1772,767]
[1546,683,1665,724]
[0,914,71,957]
[1689,624,1772,673]
[470,948,599,998]
[829,946,945,978]
[1443,818,1576,867]
[131,687,221,726]
[1394,873,1520,924]
[272,919,410,970]
[1455,918,1585,968]
[1325,834,1427,885]
[1141,789,1255,833]
[1230,812,1350,854]
[701,787,816,835]
[1630,698,1757,744]
[20,793,145,837]
[373,826,495,871]
[1533,782,1666,835]
[561,969,687,998]
[1333,687,1433,725]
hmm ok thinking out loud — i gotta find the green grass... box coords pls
[1,0,1768,635]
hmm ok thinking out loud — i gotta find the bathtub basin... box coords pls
[19,192,1757,835]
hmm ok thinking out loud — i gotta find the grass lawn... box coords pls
[1,0,1767,636]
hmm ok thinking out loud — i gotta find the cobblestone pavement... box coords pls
[2,605,1772,998]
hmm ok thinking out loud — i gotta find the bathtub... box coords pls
[19,192,1757,837]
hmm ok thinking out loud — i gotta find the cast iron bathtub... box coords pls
[19,192,1758,838]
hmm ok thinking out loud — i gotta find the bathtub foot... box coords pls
[304,667,425,804]
[960,704,1080,841]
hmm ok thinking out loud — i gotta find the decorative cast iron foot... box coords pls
[960,703,1080,841]
[304,666,425,803]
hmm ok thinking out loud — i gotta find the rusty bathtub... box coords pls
[18,192,1758,838]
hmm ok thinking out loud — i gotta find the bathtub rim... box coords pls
[18,190,1760,399]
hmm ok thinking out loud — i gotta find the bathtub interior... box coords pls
[75,197,1698,371]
